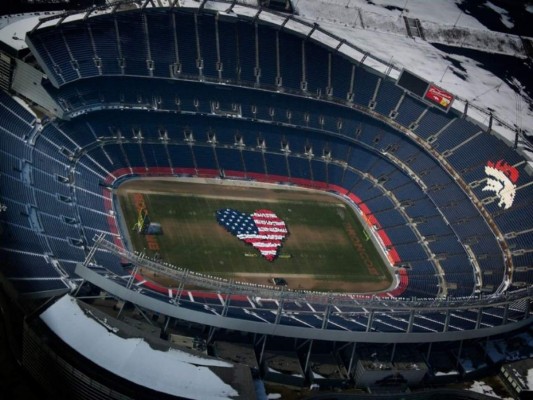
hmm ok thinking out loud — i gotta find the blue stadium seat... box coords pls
[62,24,100,78]
[305,43,329,96]
[235,22,256,84]
[374,80,403,117]
[265,153,288,177]
[278,31,302,92]
[217,21,239,82]
[242,150,266,175]
[353,66,379,107]
[257,25,278,87]
[395,95,427,128]
[197,14,218,78]
[330,55,353,100]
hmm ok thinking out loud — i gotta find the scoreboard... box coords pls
[397,70,454,112]
[425,85,453,109]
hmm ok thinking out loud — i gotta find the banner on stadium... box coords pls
[424,84,454,111]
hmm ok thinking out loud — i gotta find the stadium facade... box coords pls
[0,0,532,397]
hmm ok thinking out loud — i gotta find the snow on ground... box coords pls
[40,295,239,400]
[0,14,51,50]
[528,368,533,390]
[420,22,523,55]
[435,370,459,376]
[484,1,514,29]
[298,1,523,57]
[468,380,514,399]
[312,371,326,379]
[468,380,499,397]
[296,0,532,145]
[298,0,488,29]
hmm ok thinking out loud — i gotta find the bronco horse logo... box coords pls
[482,160,519,210]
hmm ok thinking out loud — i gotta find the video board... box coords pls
[397,69,454,112]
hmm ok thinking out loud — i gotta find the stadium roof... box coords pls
[0,13,48,52]
[40,295,243,399]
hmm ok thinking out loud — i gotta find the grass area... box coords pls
[117,182,391,288]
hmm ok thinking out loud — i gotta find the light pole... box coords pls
[439,65,449,82]
[453,9,463,28]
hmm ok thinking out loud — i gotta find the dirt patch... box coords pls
[119,179,342,204]
[230,272,389,293]
[139,268,390,294]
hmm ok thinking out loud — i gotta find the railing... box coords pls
[91,236,533,311]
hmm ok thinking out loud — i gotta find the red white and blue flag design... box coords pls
[216,208,288,261]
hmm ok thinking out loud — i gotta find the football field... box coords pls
[116,179,392,293]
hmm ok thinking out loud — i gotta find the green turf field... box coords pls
[117,181,392,291]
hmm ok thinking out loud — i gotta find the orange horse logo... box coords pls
[482,160,519,210]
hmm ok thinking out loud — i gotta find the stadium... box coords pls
[0,0,532,398]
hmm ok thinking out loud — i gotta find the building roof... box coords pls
[40,295,243,400]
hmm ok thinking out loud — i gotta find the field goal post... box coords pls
[132,207,150,234]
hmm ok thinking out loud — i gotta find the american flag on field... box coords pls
[216,208,288,261]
